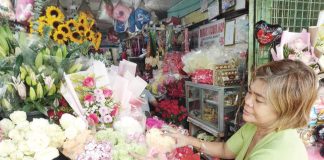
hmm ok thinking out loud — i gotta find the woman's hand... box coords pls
[162,126,190,148]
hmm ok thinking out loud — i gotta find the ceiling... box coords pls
[46,0,182,34]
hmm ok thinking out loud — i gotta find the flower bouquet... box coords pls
[155,100,188,125]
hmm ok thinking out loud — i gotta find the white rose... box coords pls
[0,118,14,135]
[18,141,34,156]
[10,151,24,160]
[15,121,30,133]
[46,124,66,148]
[8,129,24,142]
[0,140,16,157]
[59,113,76,129]
[26,131,50,152]
[74,117,87,131]
[64,127,78,140]
[9,111,27,124]
[34,147,59,160]
[30,118,50,132]
[22,156,34,160]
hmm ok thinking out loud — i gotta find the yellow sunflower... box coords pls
[85,29,95,41]
[38,16,47,23]
[37,21,47,36]
[58,24,71,37]
[70,31,84,44]
[53,30,67,44]
[94,32,102,50]
[47,17,63,29]
[46,6,65,21]
[66,19,77,30]
[29,21,35,33]
[76,23,86,34]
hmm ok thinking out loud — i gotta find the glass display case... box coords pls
[185,81,241,136]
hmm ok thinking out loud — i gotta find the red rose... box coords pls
[47,109,55,119]
[59,98,68,107]
[83,77,95,87]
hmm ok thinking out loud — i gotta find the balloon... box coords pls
[255,20,283,45]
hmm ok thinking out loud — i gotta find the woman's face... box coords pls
[243,79,278,127]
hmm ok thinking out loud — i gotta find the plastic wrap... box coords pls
[0,0,15,20]
[15,0,34,22]
[97,1,114,23]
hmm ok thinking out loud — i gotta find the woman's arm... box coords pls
[166,132,236,159]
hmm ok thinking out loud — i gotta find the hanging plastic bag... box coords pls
[15,0,35,22]
[0,0,15,20]
[114,20,127,33]
[113,1,132,22]
[97,0,114,23]
[128,10,136,33]
[135,8,151,30]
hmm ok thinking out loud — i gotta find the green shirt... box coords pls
[226,123,308,160]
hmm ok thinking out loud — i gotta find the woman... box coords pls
[165,59,317,160]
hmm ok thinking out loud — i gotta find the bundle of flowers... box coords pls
[30,6,102,50]
[67,73,120,127]
[165,79,185,98]
[167,146,200,160]
[155,100,188,125]
[0,111,66,160]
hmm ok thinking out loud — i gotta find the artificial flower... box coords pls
[46,6,65,21]
[53,30,67,44]
[9,111,27,124]
[70,31,84,44]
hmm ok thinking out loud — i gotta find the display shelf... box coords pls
[204,99,218,105]
[188,116,222,137]
[188,97,200,102]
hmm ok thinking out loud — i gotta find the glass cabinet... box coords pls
[185,81,241,136]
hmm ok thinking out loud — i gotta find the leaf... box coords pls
[35,102,47,116]
[22,104,32,112]
[14,55,23,77]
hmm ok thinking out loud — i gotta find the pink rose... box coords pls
[87,113,99,126]
[83,77,95,87]
[101,115,113,123]
[84,94,94,103]
[102,88,113,98]
[110,105,119,117]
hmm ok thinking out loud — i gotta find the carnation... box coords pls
[30,118,50,132]
[9,111,27,124]
[26,131,50,152]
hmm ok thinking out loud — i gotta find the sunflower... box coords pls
[58,24,71,36]
[76,23,86,34]
[66,19,77,30]
[29,21,35,33]
[85,29,95,41]
[47,17,63,29]
[46,6,65,21]
[37,21,47,36]
[78,14,88,25]
[94,32,102,50]
[70,31,83,44]
[38,16,47,23]
[53,30,67,44]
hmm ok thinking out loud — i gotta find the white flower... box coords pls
[74,117,87,131]
[101,115,113,123]
[44,76,54,89]
[8,128,24,142]
[46,124,65,148]
[64,127,78,140]
[0,118,14,135]
[22,156,34,160]
[95,94,105,103]
[17,83,27,100]
[34,147,59,160]
[0,140,16,157]
[9,111,27,124]
[30,118,50,132]
[18,141,34,156]
[59,113,76,129]
[99,107,109,116]
[15,120,30,133]
[9,151,24,160]
[26,131,50,152]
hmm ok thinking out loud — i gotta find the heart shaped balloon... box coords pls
[255,20,283,45]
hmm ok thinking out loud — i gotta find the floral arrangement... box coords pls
[0,111,66,159]
[30,6,102,50]
[165,79,185,98]
[155,99,188,125]
[68,73,120,127]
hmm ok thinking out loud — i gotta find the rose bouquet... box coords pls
[67,73,120,127]
[155,100,188,125]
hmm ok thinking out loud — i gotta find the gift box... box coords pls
[191,69,213,85]
[213,64,241,86]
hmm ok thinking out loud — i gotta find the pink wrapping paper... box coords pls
[15,0,34,22]
[118,60,137,77]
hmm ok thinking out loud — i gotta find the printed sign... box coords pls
[199,18,225,48]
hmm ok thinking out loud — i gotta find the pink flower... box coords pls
[110,105,119,117]
[83,77,95,87]
[99,107,109,116]
[84,94,94,103]
[87,113,99,126]
[146,117,165,129]
[102,88,113,98]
